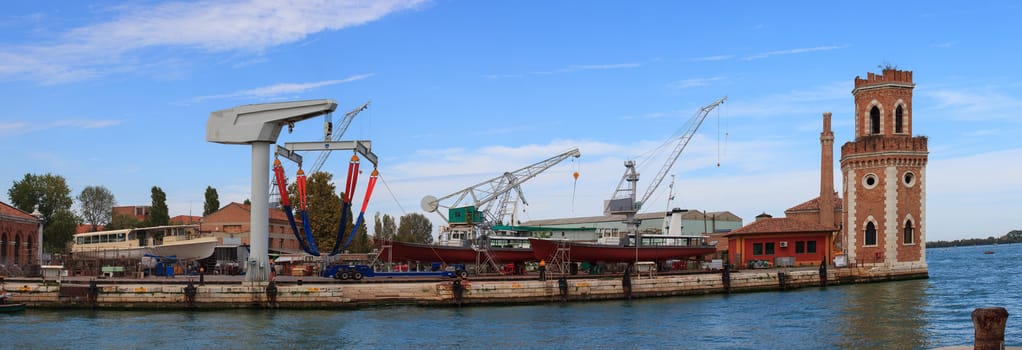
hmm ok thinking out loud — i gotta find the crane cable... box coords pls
[571,158,580,213]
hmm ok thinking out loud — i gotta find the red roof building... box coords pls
[200,202,304,254]
[725,212,836,268]
[0,201,42,267]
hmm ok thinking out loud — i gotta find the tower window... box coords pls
[904,220,914,245]
[903,172,916,187]
[895,106,904,133]
[865,222,877,246]
[870,106,881,135]
[863,174,879,189]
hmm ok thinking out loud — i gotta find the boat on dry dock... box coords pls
[70,225,217,261]
[375,234,535,264]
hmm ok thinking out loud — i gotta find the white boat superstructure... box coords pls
[71,225,217,261]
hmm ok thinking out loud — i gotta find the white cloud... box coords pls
[669,76,726,89]
[0,0,426,83]
[496,62,643,77]
[924,88,1022,121]
[692,55,733,62]
[561,63,641,72]
[742,45,846,61]
[720,80,849,119]
[0,119,121,136]
[194,74,374,101]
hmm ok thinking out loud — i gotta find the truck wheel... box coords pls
[353,272,364,280]
[457,270,468,279]
[340,271,351,280]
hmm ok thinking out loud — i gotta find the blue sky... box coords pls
[2,1,1020,242]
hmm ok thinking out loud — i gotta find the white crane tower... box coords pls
[605,96,727,236]
[421,148,581,240]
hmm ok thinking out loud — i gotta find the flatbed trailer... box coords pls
[324,264,467,280]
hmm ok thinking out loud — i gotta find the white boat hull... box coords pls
[73,237,218,261]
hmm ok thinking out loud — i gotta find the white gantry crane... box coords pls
[421,148,582,237]
[605,96,727,235]
[270,100,371,203]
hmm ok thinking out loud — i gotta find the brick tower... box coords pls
[840,68,928,268]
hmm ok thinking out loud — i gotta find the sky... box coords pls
[1,1,1020,242]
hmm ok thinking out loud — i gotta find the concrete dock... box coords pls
[5,264,927,309]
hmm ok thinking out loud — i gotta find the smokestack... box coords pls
[820,112,835,228]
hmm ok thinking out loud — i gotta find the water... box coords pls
[2,244,1019,349]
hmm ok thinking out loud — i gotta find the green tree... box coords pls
[243,198,251,206]
[148,186,169,226]
[373,212,383,239]
[382,214,397,239]
[47,209,80,252]
[395,213,433,243]
[289,172,345,251]
[106,213,142,230]
[77,185,116,231]
[203,186,220,216]
[7,173,77,252]
[350,221,372,253]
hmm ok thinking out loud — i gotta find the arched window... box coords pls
[870,106,881,135]
[895,105,904,133]
[1,233,6,262]
[903,220,914,244]
[865,222,878,246]
[26,238,33,264]
[13,236,19,264]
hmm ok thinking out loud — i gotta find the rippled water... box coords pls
[2,244,1019,349]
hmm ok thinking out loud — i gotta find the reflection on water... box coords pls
[834,279,929,349]
[3,244,1020,349]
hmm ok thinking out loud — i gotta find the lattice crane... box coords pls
[421,148,582,230]
[605,96,727,233]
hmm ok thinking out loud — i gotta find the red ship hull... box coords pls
[529,238,716,263]
[375,240,536,264]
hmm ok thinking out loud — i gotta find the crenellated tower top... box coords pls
[854,68,914,89]
[851,68,915,138]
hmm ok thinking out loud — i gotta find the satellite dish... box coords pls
[421,195,439,212]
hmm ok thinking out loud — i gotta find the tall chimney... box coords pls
[820,112,835,228]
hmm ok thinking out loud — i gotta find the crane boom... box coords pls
[638,96,726,207]
[605,96,726,233]
[422,148,581,226]
[310,100,371,173]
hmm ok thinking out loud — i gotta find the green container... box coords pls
[448,206,483,224]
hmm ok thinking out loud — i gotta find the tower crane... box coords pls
[605,96,727,236]
[270,100,371,203]
[421,148,582,239]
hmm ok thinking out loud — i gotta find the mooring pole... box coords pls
[972,307,1008,350]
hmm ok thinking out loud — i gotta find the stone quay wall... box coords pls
[5,265,927,309]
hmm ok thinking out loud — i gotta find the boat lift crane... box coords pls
[605,96,727,236]
[421,148,582,235]
[206,99,379,282]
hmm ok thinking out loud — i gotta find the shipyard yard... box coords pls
[3,1,1022,349]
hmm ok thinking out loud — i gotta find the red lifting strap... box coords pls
[360,169,380,213]
[344,154,360,203]
[272,159,291,206]
[296,169,308,210]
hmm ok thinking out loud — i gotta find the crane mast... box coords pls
[606,96,726,235]
[421,148,582,234]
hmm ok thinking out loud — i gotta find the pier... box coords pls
[5,264,927,309]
